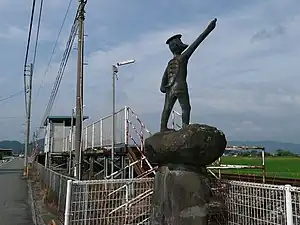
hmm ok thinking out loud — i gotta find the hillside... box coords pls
[0,139,299,154]
[0,139,44,153]
[0,140,24,153]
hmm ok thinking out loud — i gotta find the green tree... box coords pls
[275,149,296,157]
[264,151,272,157]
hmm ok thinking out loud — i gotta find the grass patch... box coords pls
[214,156,300,179]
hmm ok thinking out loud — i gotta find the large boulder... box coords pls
[144,124,227,167]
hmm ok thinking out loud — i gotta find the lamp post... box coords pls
[111,59,135,178]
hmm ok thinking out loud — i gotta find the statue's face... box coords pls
[169,39,188,55]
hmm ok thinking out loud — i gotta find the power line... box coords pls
[0,90,24,103]
[36,0,73,99]
[23,0,36,116]
[0,116,25,120]
[24,0,36,68]
[32,0,44,68]
[38,7,80,134]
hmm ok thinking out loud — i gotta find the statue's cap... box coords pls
[166,34,182,44]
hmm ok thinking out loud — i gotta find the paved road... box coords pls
[0,158,33,225]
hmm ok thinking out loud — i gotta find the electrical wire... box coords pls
[0,90,24,103]
[32,0,44,69]
[23,0,36,116]
[0,116,25,120]
[38,7,80,134]
[35,0,73,98]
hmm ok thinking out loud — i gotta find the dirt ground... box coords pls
[28,167,62,225]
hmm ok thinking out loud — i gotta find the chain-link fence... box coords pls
[33,162,77,221]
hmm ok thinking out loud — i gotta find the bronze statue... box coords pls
[160,18,217,132]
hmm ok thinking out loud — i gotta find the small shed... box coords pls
[43,116,89,153]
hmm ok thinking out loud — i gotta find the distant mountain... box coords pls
[228,140,300,154]
[0,140,24,153]
[0,138,45,154]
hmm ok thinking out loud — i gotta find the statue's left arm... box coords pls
[182,18,217,60]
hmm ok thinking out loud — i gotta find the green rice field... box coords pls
[215,156,300,179]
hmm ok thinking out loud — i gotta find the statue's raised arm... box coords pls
[182,18,217,60]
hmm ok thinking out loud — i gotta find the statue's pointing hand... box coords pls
[208,18,217,30]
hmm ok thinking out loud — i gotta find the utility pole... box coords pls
[33,131,37,155]
[74,0,86,180]
[24,63,33,177]
[32,132,35,156]
[69,108,74,175]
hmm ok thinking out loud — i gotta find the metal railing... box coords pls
[64,106,155,179]
[33,158,300,225]
[291,187,300,224]
[104,107,155,179]
[62,177,299,225]
[33,162,77,221]
[64,178,153,225]
[61,106,152,151]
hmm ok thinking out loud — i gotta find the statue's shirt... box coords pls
[166,56,188,94]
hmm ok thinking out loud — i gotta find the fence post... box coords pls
[100,119,103,147]
[124,106,129,145]
[58,175,62,211]
[85,127,88,149]
[84,184,89,225]
[125,184,129,222]
[285,184,293,225]
[64,180,73,225]
[92,123,95,149]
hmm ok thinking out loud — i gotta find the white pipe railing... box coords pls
[62,177,300,225]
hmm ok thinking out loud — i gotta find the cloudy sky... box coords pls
[0,0,300,143]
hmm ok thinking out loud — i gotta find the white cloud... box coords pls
[2,0,300,143]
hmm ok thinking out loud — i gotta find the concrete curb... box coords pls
[27,180,38,225]
[27,173,59,225]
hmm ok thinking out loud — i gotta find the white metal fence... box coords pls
[61,106,152,152]
[291,187,300,224]
[33,162,77,221]
[64,178,153,225]
[33,163,300,225]
[63,178,300,225]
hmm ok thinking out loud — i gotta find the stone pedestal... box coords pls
[145,124,227,225]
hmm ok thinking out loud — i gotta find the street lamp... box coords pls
[111,59,135,178]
